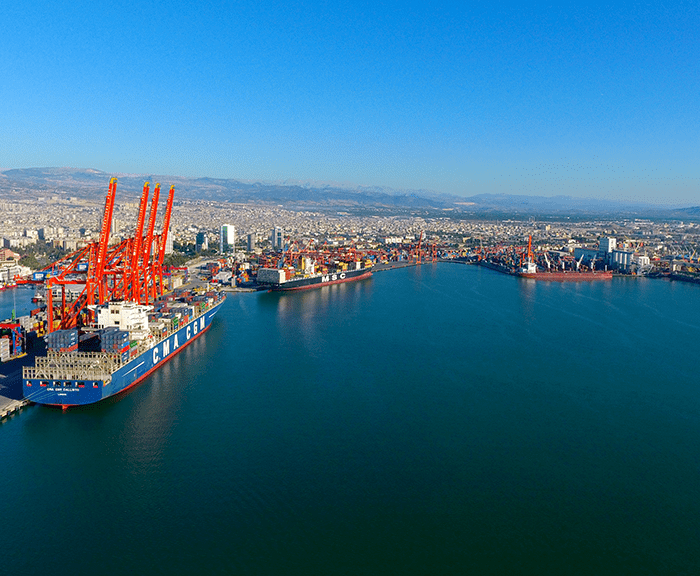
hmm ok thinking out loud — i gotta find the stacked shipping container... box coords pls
[0,337,10,362]
[100,328,130,362]
[45,329,78,352]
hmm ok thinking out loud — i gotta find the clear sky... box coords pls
[1,1,698,204]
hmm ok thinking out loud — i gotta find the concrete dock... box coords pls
[0,393,30,420]
[0,351,37,421]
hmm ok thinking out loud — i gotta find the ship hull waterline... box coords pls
[517,271,613,281]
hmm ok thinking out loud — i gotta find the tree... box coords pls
[20,253,40,270]
[163,253,191,268]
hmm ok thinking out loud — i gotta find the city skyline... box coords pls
[2,1,698,204]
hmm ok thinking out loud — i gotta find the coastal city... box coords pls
[1,171,699,407]
[2,184,700,288]
[5,2,700,574]
[5,174,700,412]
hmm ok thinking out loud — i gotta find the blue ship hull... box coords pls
[23,296,224,407]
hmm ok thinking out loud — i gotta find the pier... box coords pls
[0,353,36,421]
[0,394,30,420]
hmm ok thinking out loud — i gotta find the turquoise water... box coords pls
[2,266,700,575]
[0,285,35,320]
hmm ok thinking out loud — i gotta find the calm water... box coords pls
[0,285,35,320]
[2,266,700,575]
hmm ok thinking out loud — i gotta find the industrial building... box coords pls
[573,237,649,273]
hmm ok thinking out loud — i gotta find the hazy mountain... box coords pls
[0,167,696,219]
[0,168,452,209]
[459,193,660,213]
[676,206,700,216]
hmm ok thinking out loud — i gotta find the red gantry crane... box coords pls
[24,178,175,333]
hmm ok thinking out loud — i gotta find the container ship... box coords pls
[22,289,225,407]
[17,177,226,408]
[257,258,372,291]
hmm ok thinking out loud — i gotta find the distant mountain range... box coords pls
[0,167,695,219]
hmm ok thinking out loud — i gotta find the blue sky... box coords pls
[1,1,698,204]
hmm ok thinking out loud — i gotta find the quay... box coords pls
[0,394,30,420]
[371,261,420,272]
[0,350,39,421]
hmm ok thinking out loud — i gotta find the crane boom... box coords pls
[130,182,150,300]
[86,177,117,305]
[154,185,175,298]
[141,184,160,303]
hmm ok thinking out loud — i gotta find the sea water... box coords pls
[1,265,699,575]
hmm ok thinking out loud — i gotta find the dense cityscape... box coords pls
[2,183,700,283]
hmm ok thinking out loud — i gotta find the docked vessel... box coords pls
[517,269,613,281]
[478,258,613,281]
[516,258,612,281]
[670,271,700,285]
[257,259,372,291]
[481,235,614,281]
[22,289,225,407]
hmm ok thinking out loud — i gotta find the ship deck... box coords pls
[22,295,218,383]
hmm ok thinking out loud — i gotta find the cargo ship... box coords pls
[517,270,613,281]
[516,260,613,281]
[22,289,225,407]
[257,259,372,291]
[479,235,613,281]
